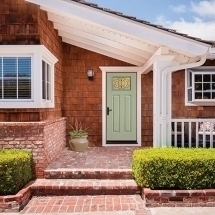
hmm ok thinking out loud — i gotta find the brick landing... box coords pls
[44,147,139,179]
[20,195,150,215]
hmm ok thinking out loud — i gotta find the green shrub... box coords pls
[132,148,215,189]
[0,149,33,195]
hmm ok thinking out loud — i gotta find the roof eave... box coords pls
[26,0,211,57]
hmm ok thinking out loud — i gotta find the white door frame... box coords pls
[99,66,142,146]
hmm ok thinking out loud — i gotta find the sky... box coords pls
[88,0,215,41]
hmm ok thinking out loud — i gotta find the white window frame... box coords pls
[0,55,33,101]
[185,66,215,106]
[0,45,58,108]
[42,60,52,101]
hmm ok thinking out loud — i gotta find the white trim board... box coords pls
[100,66,142,147]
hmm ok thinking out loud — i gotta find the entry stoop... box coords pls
[40,147,141,195]
[44,147,138,180]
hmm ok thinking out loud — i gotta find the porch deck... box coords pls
[44,146,140,179]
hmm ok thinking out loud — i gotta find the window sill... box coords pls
[185,100,215,106]
[0,100,54,109]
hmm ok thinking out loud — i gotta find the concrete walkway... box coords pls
[2,208,215,215]
[150,207,215,215]
[1,212,135,215]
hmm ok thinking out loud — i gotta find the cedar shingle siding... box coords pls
[0,0,215,149]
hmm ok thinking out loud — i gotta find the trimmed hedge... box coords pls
[132,148,215,189]
[0,149,33,195]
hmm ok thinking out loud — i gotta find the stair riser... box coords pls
[44,171,133,180]
[31,188,141,196]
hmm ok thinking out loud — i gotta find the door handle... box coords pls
[107,107,112,115]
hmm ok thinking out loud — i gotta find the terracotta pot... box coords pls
[69,136,89,152]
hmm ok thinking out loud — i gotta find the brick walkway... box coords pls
[20,195,150,215]
[19,147,150,214]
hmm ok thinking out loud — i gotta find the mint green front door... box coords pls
[106,73,137,142]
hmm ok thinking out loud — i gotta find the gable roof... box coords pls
[26,0,212,67]
[72,0,214,46]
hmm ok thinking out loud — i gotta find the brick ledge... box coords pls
[0,117,66,127]
[0,181,33,213]
[143,188,215,207]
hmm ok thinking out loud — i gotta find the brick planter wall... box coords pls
[0,182,32,213]
[0,118,66,178]
[143,188,215,207]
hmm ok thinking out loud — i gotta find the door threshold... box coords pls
[106,141,138,145]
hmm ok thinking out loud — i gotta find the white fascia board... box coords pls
[26,0,210,56]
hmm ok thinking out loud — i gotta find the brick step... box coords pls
[22,195,148,214]
[44,168,133,179]
[31,179,141,196]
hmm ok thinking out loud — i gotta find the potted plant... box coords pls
[68,118,89,152]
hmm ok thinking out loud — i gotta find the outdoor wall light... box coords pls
[87,69,94,80]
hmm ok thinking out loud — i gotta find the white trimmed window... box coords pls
[0,57,31,100]
[0,45,58,108]
[42,60,51,101]
[185,67,215,106]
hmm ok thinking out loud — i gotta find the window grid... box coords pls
[186,69,215,103]
[193,73,215,100]
[42,60,51,101]
[4,58,17,99]
[47,64,51,100]
[0,57,31,100]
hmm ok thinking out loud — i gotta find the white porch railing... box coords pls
[171,118,215,148]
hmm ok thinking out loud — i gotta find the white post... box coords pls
[166,72,172,146]
[153,56,174,147]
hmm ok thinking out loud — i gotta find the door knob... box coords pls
[107,107,112,115]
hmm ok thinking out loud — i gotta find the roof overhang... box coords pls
[26,0,211,67]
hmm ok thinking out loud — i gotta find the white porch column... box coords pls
[153,56,175,147]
